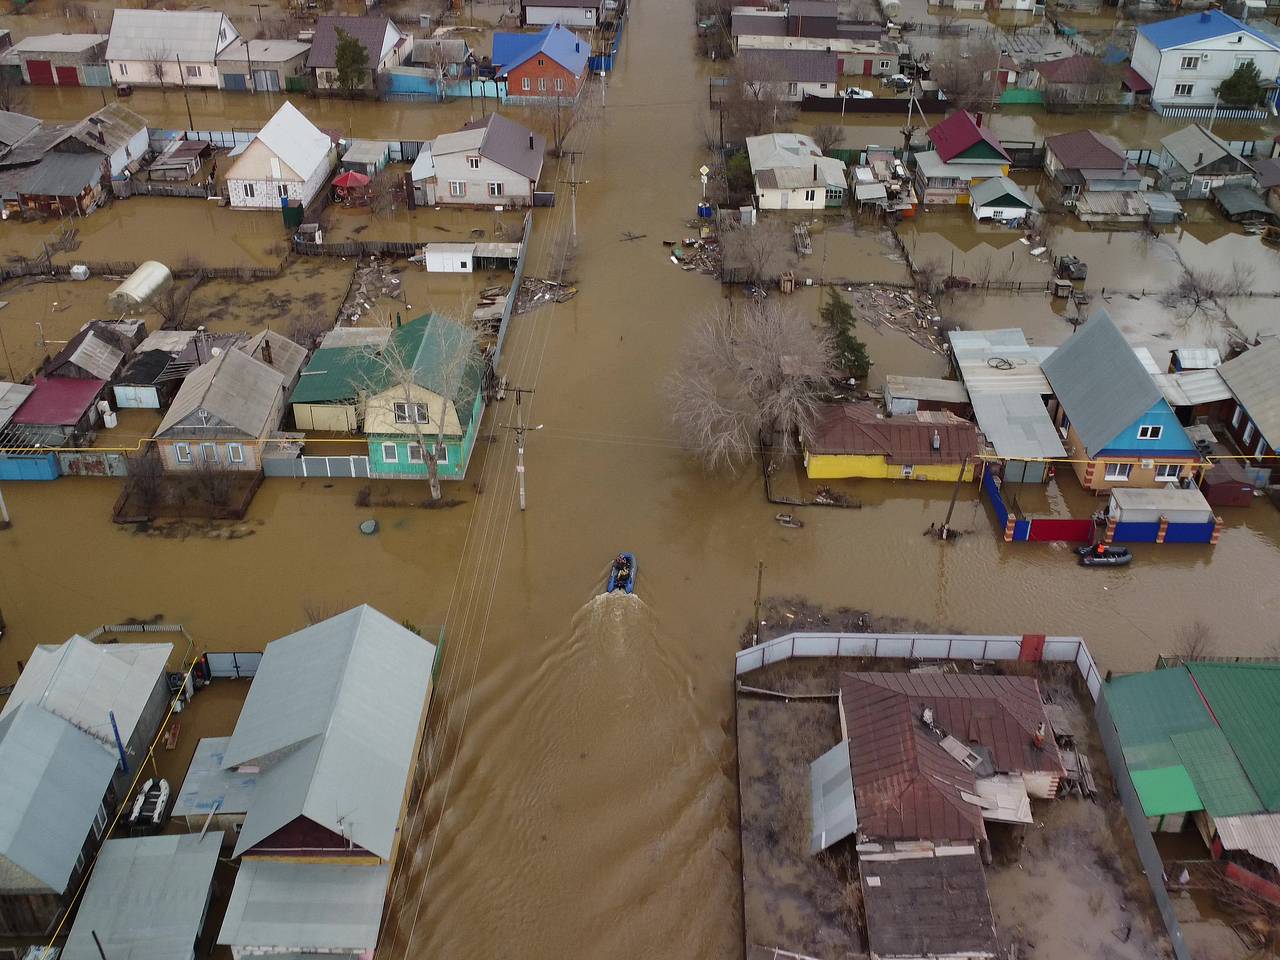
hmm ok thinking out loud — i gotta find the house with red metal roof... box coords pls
[5,376,105,447]
[803,401,982,481]
[835,672,1065,851]
[912,110,1009,205]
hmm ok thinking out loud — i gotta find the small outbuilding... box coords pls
[424,241,475,272]
[1212,184,1277,224]
[341,139,392,177]
[108,260,173,313]
[970,175,1033,222]
[1107,486,1214,525]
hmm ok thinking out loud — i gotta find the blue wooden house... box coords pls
[1042,309,1202,492]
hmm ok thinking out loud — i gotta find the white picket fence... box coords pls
[735,631,1101,700]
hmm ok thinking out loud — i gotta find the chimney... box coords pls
[1200,10,1211,20]
[1196,151,1204,167]
[975,111,983,127]
[813,162,818,181]
[932,429,941,451]
[528,133,535,150]
[575,40,580,52]
[261,336,274,366]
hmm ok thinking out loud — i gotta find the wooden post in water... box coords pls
[940,456,968,541]
[752,561,763,644]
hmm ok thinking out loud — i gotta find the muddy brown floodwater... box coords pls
[5,2,1280,958]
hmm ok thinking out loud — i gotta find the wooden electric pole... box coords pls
[559,151,588,244]
[500,387,540,511]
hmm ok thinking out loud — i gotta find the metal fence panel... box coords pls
[205,651,262,679]
[983,640,1024,660]
[836,635,878,657]
[492,212,532,365]
[1042,638,1082,663]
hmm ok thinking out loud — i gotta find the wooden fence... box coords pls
[292,238,420,258]
[111,180,217,200]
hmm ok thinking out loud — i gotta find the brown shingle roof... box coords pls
[306,16,397,70]
[1033,53,1105,84]
[840,672,1064,842]
[807,402,980,462]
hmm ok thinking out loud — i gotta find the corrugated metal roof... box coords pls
[1162,124,1250,175]
[1137,9,1278,51]
[241,330,307,386]
[809,740,857,854]
[1170,728,1261,816]
[1129,765,1203,816]
[1046,129,1127,170]
[1219,342,1280,447]
[65,103,148,158]
[289,345,375,405]
[52,329,125,380]
[968,392,1066,459]
[156,345,287,438]
[738,47,837,83]
[1041,309,1162,457]
[926,110,1009,164]
[409,143,434,182]
[0,381,34,431]
[1216,813,1280,872]
[343,139,392,165]
[1,635,172,747]
[807,402,980,461]
[223,605,435,860]
[1187,662,1280,812]
[10,375,103,426]
[0,703,119,894]
[217,860,387,950]
[1110,486,1212,514]
[913,149,1007,182]
[62,833,222,960]
[171,737,259,818]
[969,175,1031,209]
[106,10,237,63]
[468,112,545,183]
[233,101,332,184]
[0,110,40,148]
[1107,667,1213,770]
[948,328,1054,395]
[18,151,102,198]
[1214,184,1273,219]
[319,326,391,349]
[1174,347,1222,370]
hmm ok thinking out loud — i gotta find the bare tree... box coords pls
[191,458,234,509]
[143,43,171,88]
[1160,262,1253,326]
[724,57,797,138]
[367,169,401,217]
[1174,619,1215,661]
[914,256,945,296]
[358,313,484,500]
[930,39,1001,112]
[811,123,846,155]
[419,40,456,103]
[0,68,28,113]
[123,450,165,512]
[153,269,204,329]
[544,93,596,159]
[667,299,838,472]
[720,218,790,286]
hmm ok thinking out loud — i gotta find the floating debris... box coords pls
[843,283,947,356]
[515,277,577,315]
[359,519,379,535]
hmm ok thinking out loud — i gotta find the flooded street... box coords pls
[5,0,1280,957]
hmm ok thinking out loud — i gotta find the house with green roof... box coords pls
[1104,662,1280,846]
[288,316,486,482]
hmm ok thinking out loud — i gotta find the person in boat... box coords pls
[614,555,631,580]
[1095,543,1107,557]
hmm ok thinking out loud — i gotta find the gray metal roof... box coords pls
[171,737,259,818]
[809,740,857,854]
[58,329,125,380]
[1161,124,1250,175]
[0,704,118,895]
[1154,369,1232,408]
[1174,347,1221,370]
[470,113,545,183]
[968,175,1031,209]
[0,381,34,431]
[738,47,837,83]
[320,326,392,349]
[883,375,968,404]
[948,328,1055,395]
[156,344,288,438]
[18,151,102,198]
[0,110,39,149]
[1220,342,1280,447]
[1214,184,1273,219]
[64,103,148,159]
[1041,309,1161,457]
[217,860,388,950]
[106,10,237,63]
[241,330,307,385]
[223,605,436,860]
[62,833,222,960]
[1,635,172,748]
[969,392,1066,460]
[343,139,392,164]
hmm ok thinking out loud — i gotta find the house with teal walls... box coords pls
[1042,309,1201,492]
[362,314,486,482]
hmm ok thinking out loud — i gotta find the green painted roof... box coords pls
[1187,662,1280,811]
[1131,766,1203,817]
[289,315,485,428]
[1170,728,1261,816]
[1108,667,1214,769]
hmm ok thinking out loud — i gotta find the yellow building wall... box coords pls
[806,453,976,481]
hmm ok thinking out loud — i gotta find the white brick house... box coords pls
[225,101,335,210]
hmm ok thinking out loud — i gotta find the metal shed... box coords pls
[1108,487,1213,525]
[423,241,475,273]
[473,241,521,270]
[340,139,392,177]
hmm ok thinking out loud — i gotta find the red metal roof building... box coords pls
[11,376,104,426]
[839,672,1065,844]
[807,401,980,463]
[926,110,1010,165]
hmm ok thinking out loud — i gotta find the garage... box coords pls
[55,65,80,86]
[26,59,54,85]
[252,68,280,92]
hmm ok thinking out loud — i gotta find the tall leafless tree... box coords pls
[358,313,483,500]
[724,57,797,138]
[930,39,1002,112]
[143,43,171,88]
[811,124,846,155]
[544,92,596,159]
[668,299,838,472]
[720,218,790,286]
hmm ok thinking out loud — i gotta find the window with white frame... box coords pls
[1244,421,1256,445]
[393,402,429,424]
[434,443,448,463]
[227,443,245,464]
[1180,55,1199,70]
[538,77,547,91]
[467,156,481,169]
[804,189,816,202]
[1137,424,1163,440]
[243,182,256,198]
[555,77,564,92]
[787,82,798,96]
[1232,406,1244,428]
[277,184,288,198]
[187,64,202,78]
[488,182,503,197]
[1256,435,1268,458]
[407,443,425,463]
[175,442,192,463]
[1174,82,1195,97]
[1104,462,1133,481]
[825,188,841,202]
[119,63,128,76]
[200,442,217,463]
[449,180,465,197]
[1155,463,1181,481]
[880,59,891,70]
[92,802,108,838]
[382,442,399,463]
[522,77,531,91]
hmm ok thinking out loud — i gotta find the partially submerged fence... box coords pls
[263,454,371,479]
[493,211,533,365]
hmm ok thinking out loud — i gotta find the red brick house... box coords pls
[492,23,589,104]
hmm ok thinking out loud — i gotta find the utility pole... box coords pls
[0,485,10,529]
[175,53,195,131]
[751,561,763,644]
[500,387,541,511]
[250,1,268,18]
[560,151,588,244]
[939,455,969,541]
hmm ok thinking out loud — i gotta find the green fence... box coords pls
[1000,88,1045,105]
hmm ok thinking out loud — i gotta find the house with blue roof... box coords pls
[1131,9,1280,111]
[1041,309,1202,492]
[492,23,589,104]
